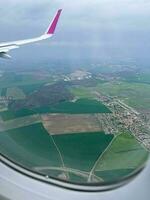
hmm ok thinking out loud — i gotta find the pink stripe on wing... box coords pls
[47,9,62,34]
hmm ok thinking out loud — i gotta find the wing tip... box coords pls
[46,9,62,35]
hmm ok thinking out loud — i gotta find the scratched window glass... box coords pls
[0,0,149,191]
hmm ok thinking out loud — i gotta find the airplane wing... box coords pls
[0,9,62,59]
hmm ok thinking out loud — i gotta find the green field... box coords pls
[6,87,26,100]
[0,73,52,89]
[70,87,94,99]
[0,98,111,121]
[0,122,149,183]
[123,72,150,84]
[0,123,114,182]
[19,83,45,95]
[43,98,111,114]
[0,109,36,120]
[0,123,62,169]
[95,81,150,109]
[53,132,114,171]
[94,132,149,181]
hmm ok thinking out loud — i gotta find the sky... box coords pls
[0,0,150,65]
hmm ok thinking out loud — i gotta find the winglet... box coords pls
[46,9,62,35]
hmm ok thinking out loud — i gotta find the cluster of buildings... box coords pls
[64,70,92,81]
[95,91,150,151]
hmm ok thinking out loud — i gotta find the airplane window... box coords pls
[0,2,150,192]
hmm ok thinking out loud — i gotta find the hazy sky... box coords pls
[0,0,150,64]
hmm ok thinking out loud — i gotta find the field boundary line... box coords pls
[49,134,70,179]
[88,133,121,182]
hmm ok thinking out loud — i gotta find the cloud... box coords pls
[0,0,150,62]
[1,0,150,25]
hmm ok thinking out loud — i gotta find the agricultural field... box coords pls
[6,87,26,100]
[95,81,150,109]
[0,67,149,185]
[0,109,36,121]
[0,98,111,121]
[9,82,73,111]
[94,132,149,181]
[0,121,147,183]
[41,98,111,114]
[42,114,102,134]
[0,73,55,115]
[0,73,36,88]
[0,114,40,132]
[0,123,114,182]
[19,83,45,95]
[0,123,63,169]
[53,131,114,172]
[0,72,53,89]
[70,87,93,99]
[121,72,150,84]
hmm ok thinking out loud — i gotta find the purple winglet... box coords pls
[47,9,62,35]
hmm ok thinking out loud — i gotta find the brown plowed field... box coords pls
[42,114,102,135]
